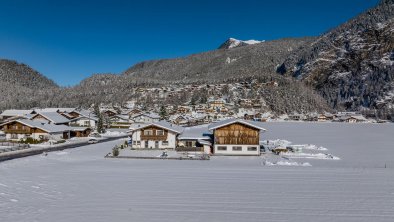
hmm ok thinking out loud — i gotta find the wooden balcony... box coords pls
[4,129,31,134]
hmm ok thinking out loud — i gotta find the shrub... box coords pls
[112,147,119,157]
[56,140,66,144]
[120,144,124,149]
[19,137,42,144]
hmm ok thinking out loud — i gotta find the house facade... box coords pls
[208,119,266,155]
[69,116,97,128]
[0,119,70,141]
[130,121,183,149]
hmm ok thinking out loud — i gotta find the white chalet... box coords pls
[129,121,183,149]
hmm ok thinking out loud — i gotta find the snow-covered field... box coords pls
[1,122,394,222]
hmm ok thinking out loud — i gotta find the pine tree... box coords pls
[93,103,100,116]
[159,105,167,120]
[97,114,105,133]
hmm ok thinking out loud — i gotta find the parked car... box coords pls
[88,138,99,144]
[89,133,102,138]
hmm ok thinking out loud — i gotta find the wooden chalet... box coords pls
[0,119,71,141]
[208,119,266,155]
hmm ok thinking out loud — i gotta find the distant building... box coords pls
[130,112,160,123]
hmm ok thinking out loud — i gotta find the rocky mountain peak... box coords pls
[218,38,264,49]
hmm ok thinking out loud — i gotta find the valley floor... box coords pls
[1,122,394,222]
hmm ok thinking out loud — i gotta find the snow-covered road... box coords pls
[1,122,394,222]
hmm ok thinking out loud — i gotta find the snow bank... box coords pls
[282,152,340,160]
[100,130,126,137]
[264,160,312,167]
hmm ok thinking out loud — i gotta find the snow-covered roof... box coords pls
[111,115,129,120]
[0,119,71,133]
[32,112,71,124]
[130,121,183,134]
[130,112,160,119]
[198,139,212,146]
[33,108,75,113]
[208,118,267,131]
[178,124,212,140]
[69,116,98,122]
[0,109,33,117]
[70,127,91,132]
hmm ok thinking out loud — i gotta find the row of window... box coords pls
[143,130,164,136]
[132,140,169,146]
[217,146,257,151]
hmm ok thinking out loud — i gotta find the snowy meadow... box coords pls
[1,122,394,222]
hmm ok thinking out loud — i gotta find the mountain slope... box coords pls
[0,59,58,89]
[277,0,394,112]
[0,59,60,109]
[123,37,314,83]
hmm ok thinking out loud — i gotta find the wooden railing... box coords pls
[4,129,31,134]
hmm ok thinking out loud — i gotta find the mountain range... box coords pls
[0,0,393,117]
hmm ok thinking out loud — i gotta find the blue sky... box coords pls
[0,0,379,86]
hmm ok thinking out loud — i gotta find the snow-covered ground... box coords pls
[1,122,394,222]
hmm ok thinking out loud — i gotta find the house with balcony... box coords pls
[0,119,71,141]
[129,121,183,149]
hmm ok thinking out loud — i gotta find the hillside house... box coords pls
[102,110,117,117]
[208,98,226,109]
[110,115,131,128]
[130,112,160,123]
[129,121,183,149]
[208,119,266,155]
[69,116,98,128]
[0,110,33,120]
[177,106,192,114]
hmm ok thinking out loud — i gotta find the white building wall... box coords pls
[214,144,260,156]
[75,119,96,128]
[6,132,64,141]
[131,130,177,149]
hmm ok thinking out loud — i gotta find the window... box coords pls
[232,146,242,151]
[133,141,136,145]
[185,141,194,147]
[136,141,141,145]
[162,141,169,146]
[217,146,227,151]
[247,147,257,151]
[156,130,164,136]
[144,130,153,136]
[22,126,26,130]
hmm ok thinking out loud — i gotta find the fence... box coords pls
[175,147,204,152]
[0,142,30,153]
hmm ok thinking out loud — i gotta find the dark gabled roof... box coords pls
[208,118,267,131]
